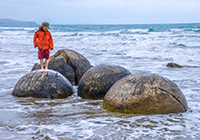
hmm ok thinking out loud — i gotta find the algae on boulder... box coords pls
[103,73,188,114]
[78,64,131,99]
[12,70,73,99]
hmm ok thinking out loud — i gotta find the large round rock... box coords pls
[12,70,73,99]
[53,49,92,85]
[103,73,188,114]
[49,55,75,84]
[32,49,92,85]
[78,64,131,99]
[32,55,75,84]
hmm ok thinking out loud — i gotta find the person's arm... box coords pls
[33,32,38,48]
[49,33,54,50]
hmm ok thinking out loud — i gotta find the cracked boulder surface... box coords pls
[78,64,131,100]
[32,49,92,85]
[103,73,188,114]
[53,49,92,85]
[12,69,73,99]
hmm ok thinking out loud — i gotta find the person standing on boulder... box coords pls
[34,22,54,73]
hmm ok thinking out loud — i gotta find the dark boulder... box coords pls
[167,62,182,68]
[31,49,92,85]
[31,63,40,71]
[53,49,92,85]
[103,73,188,114]
[12,70,73,99]
[31,56,75,84]
[78,64,131,99]
[49,55,75,84]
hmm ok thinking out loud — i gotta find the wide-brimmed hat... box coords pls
[42,22,50,29]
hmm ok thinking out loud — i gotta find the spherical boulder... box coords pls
[103,73,188,114]
[49,55,76,84]
[53,49,92,85]
[32,55,75,84]
[12,69,73,99]
[78,64,131,99]
[32,49,92,85]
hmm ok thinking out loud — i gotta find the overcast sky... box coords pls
[0,0,199,24]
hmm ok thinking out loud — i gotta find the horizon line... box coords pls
[50,22,200,25]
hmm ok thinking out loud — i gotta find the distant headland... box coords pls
[0,18,37,25]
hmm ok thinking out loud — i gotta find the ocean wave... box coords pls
[0,61,9,65]
[120,29,149,35]
[0,27,25,30]
[148,28,156,32]
[191,29,200,32]
[168,42,200,49]
[0,27,37,35]
[52,28,157,37]
[169,42,187,47]
[169,29,184,32]
[181,28,200,32]
[1,30,27,35]
[0,26,36,31]
[170,28,200,33]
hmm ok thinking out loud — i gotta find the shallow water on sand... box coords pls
[0,24,200,139]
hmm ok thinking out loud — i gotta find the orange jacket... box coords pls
[34,26,54,50]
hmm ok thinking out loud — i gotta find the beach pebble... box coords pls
[78,64,131,99]
[12,69,73,99]
[103,73,188,114]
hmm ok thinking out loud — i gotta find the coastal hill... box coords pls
[0,18,37,25]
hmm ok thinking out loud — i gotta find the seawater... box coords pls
[0,23,200,140]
